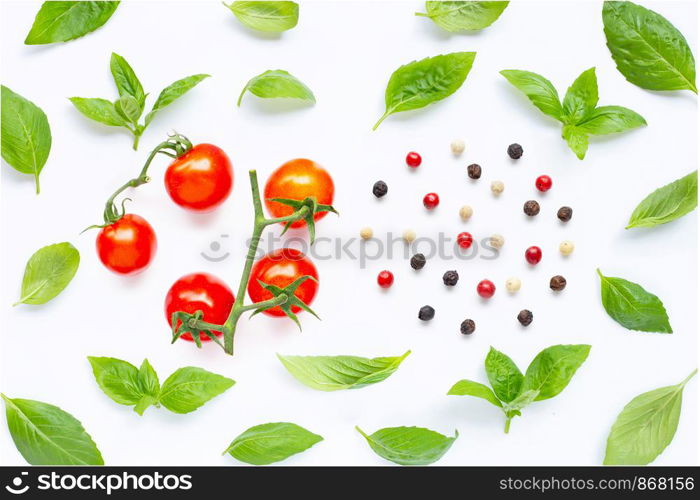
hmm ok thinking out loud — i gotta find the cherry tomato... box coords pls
[377,270,394,288]
[264,159,334,229]
[457,232,473,249]
[247,248,319,317]
[525,246,543,265]
[477,279,496,298]
[423,193,440,210]
[406,151,422,168]
[165,273,235,342]
[164,144,233,212]
[535,175,552,192]
[96,214,157,275]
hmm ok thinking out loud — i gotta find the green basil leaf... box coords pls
[88,356,143,406]
[69,97,126,127]
[277,351,410,391]
[484,347,524,403]
[447,379,502,407]
[604,369,696,465]
[25,1,120,45]
[562,67,599,124]
[144,74,210,126]
[356,426,457,466]
[134,359,160,415]
[1,85,52,194]
[576,105,647,135]
[114,95,141,125]
[502,389,539,414]
[14,242,79,306]
[110,53,145,110]
[1,394,103,465]
[499,69,563,120]
[562,125,589,160]
[224,1,299,32]
[597,269,672,333]
[523,344,591,401]
[224,422,322,465]
[159,367,235,414]
[626,170,697,229]
[374,52,475,130]
[237,69,315,106]
[416,1,509,32]
[603,1,697,93]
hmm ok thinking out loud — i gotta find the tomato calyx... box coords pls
[267,196,338,243]
[170,309,225,348]
[251,276,320,328]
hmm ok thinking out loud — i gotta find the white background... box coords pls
[0,0,697,466]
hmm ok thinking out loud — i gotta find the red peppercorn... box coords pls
[525,246,542,265]
[377,270,394,288]
[535,175,552,192]
[477,279,496,298]
[406,152,422,168]
[457,232,473,249]
[423,193,440,210]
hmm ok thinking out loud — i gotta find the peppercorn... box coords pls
[489,234,505,249]
[550,275,567,291]
[457,232,473,249]
[373,180,388,198]
[536,175,553,192]
[491,180,505,196]
[559,240,575,256]
[505,277,521,293]
[443,270,459,286]
[360,227,373,240]
[517,309,533,326]
[377,270,394,288]
[406,151,422,168]
[477,279,496,298]
[418,305,435,321]
[451,140,465,155]
[459,205,473,220]
[525,246,542,265]
[508,143,523,159]
[410,253,426,270]
[523,200,540,216]
[460,319,476,335]
[423,192,440,209]
[467,163,482,179]
[557,206,573,222]
[403,229,416,243]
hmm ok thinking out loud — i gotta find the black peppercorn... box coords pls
[507,143,523,159]
[372,180,388,198]
[550,275,567,291]
[523,200,540,216]
[517,309,533,326]
[410,253,426,270]
[467,163,482,179]
[460,319,476,335]
[442,270,459,286]
[557,206,573,222]
[418,305,435,321]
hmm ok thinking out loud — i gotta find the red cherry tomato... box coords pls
[406,151,422,168]
[457,232,473,249]
[525,246,543,265]
[96,214,157,275]
[377,270,394,288]
[164,272,235,342]
[164,144,233,212]
[264,159,334,229]
[477,279,496,298]
[248,248,319,317]
[423,193,440,210]
[535,175,552,192]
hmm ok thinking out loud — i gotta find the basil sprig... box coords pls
[449,345,590,432]
[627,170,697,229]
[238,69,315,107]
[356,426,458,466]
[25,1,120,45]
[14,242,80,306]
[416,1,509,32]
[501,67,646,159]
[70,53,209,149]
[224,422,322,465]
[224,1,299,32]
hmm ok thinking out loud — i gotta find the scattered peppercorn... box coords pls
[459,205,473,220]
[523,200,540,216]
[360,227,373,240]
[460,319,476,335]
[525,246,542,265]
[418,305,435,321]
[403,229,416,243]
[550,275,567,291]
[443,270,459,286]
[467,163,482,179]
[491,180,505,195]
[373,180,388,198]
[377,270,394,288]
[557,206,573,222]
[451,140,465,155]
[536,175,553,192]
[423,192,440,209]
[559,240,575,256]
[517,309,533,326]
[507,143,523,159]
[505,277,521,293]
[457,232,473,249]
[489,234,505,249]
[477,279,496,298]
[410,253,426,270]
[406,151,422,168]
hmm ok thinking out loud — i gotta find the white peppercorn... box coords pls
[505,277,521,293]
[491,180,505,195]
[559,240,575,256]
[459,205,473,220]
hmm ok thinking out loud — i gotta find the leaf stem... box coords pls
[504,417,512,434]
[681,368,698,387]
[372,111,391,131]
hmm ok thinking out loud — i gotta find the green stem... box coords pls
[372,111,391,131]
[681,368,698,387]
[504,417,512,434]
[132,132,141,150]
[34,172,40,195]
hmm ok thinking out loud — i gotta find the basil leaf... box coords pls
[502,389,539,417]
[15,242,79,306]
[114,95,141,125]
[69,97,126,126]
[484,347,524,403]
[277,351,410,391]
[145,74,210,126]
[134,359,160,415]
[25,1,120,45]
[373,52,475,130]
[1,394,103,465]
[110,53,145,110]
[597,269,672,333]
[224,1,299,32]
[576,105,646,135]
[237,70,315,106]
[416,1,509,32]
[562,125,589,160]
[603,1,696,93]
[604,369,697,465]
[356,426,457,466]
[523,345,591,401]
[499,69,563,120]
[88,357,142,406]
[626,170,697,229]
[447,379,502,407]
[159,367,235,414]
[562,67,598,124]
[224,422,322,465]
[1,85,52,194]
